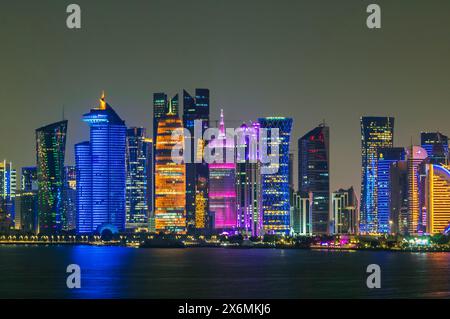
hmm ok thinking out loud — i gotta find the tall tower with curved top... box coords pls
[75,93,126,235]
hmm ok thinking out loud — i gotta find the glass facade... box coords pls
[62,166,77,231]
[236,122,263,236]
[183,89,209,231]
[426,164,450,234]
[36,121,67,234]
[208,111,236,230]
[258,117,293,235]
[154,102,186,234]
[360,116,394,233]
[21,166,37,192]
[75,94,127,235]
[421,132,448,165]
[298,124,330,234]
[17,166,38,233]
[126,127,152,229]
[0,161,17,229]
[376,147,405,233]
[407,146,428,234]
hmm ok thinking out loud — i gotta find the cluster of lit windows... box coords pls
[126,128,152,227]
[36,121,67,234]
[259,117,293,235]
[76,96,127,234]
[426,165,450,234]
[155,113,186,234]
[360,117,394,233]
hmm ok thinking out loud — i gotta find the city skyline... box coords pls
[1,0,450,198]
[2,91,448,199]
[2,1,450,304]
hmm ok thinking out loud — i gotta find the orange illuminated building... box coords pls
[407,146,427,234]
[426,164,450,234]
[154,102,186,234]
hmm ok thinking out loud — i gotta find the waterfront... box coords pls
[0,246,449,299]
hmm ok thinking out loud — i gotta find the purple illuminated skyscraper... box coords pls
[208,110,237,230]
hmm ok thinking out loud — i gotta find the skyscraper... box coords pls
[21,167,37,192]
[183,89,210,231]
[208,110,237,231]
[258,117,293,235]
[0,204,10,232]
[152,92,179,231]
[36,120,67,234]
[407,145,428,234]
[360,116,394,234]
[62,166,77,231]
[16,166,38,233]
[126,127,152,229]
[298,124,330,234]
[236,122,263,236]
[390,160,409,234]
[425,164,450,234]
[331,187,359,234]
[0,161,16,228]
[376,147,406,233]
[421,132,448,165]
[0,160,16,219]
[154,100,186,234]
[153,93,179,143]
[288,153,294,205]
[75,93,126,235]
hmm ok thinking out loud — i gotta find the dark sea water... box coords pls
[0,245,449,299]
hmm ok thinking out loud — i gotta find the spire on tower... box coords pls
[219,109,225,136]
[167,98,174,115]
[99,91,107,110]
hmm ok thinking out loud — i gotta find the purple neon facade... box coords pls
[208,110,237,230]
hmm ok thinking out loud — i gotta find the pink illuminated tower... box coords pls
[208,110,237,230]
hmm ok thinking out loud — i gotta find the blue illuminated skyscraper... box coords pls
[376,147,405,233]
[360,116,394,233]
[126,127,152,229]
[75,93,126,235]
[258,117,293,235]
[62,166,77,231]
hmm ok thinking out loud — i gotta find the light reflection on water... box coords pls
[0,245,449,298]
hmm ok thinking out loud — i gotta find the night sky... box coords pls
[0,0,449,195]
